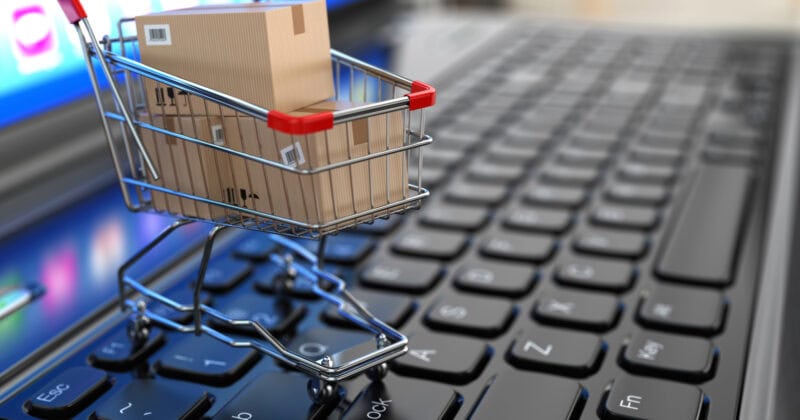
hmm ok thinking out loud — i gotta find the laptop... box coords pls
[0,1,796,418]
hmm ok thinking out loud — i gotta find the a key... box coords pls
[617,162,677,184]
[213,372,337,420]
[342,376,460,420]
[90,380,210,420]
[357,216,404,235]
[591,204,660,230]
[638,132,689,149]
[419,148,465,168]
[322,289,415,329]
[601,375,706,420]
[467,160,526,183]
[408,165,447,189]
[393,332,490,384]
[574,229,649,259]
[524,182,587,208]
[233,234,277,261]
[605,182,669,205]
[557,147,610,167]
[454,259,538,297]
[24,367,110,418]
[209,294,306,336]
[197,257,252,292]
[480,231,557,263]
[420,203,490,231]
[703,145,759,165]
[534,289,621,331]
[155,334,260,386]
[571,131,620,151]
[621,331,717,382]
[470,371,586,420]
[392,228,468,259]
[554,256,635,292]
[503,206,573,233]
[486,142,540,164]
[88,329,165,371]
[360,256,443,293]
[426,293,515,337]
[629,145,684,166]
[638,284,726,335]
[540,164,601,187]
[303,234,375,264]
[507,325,605,376]
[446,181,509,206]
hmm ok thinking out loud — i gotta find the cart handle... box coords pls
[57,0,87,24]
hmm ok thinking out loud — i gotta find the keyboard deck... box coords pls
[0,24,786,419]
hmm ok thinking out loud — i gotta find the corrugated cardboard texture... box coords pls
[136,0,333,115]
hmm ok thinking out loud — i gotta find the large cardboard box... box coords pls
[135,1,333,115]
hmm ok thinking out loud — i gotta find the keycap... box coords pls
[212,372,337,419]
[601,375,706,420]
[617,162,677,184]
[253,264,337,300]
[408,165,447,189]
[197,257,252,292]
[426,293,515,337]
[322,289,415,329]
[503,206,573,233]
[393,332,490,384]
[360,256,443,293]
[209,294,306,336]
[590,204,659,230]
[90,380,211,420]
[392,228,468,260]
[446,181,509,205]
[554,256,635,292]
[454,259,538,297]
[420,147,465,168]
[639,132,689,149]
[289,327,372,361]
[305,234,375,264]
[534,289,621,331]
[486,142,540,164]
[703,145,759,165]
[232,234,276,261]
[155,334,260,385]
[420,203,490,231]
[147,288,212,325]
[507,325,605,376]
[88,329,165,371]
[656,165,751,285]
[470,371,586,420]
[24,367,109,418]
[574,229,649,259]
[557,147,610,167]
[620,331,717,382]
[571,131,620,151]
[524,182,587,208]
[357,216,403,235]
[480,231,557,263]
[629,145,684,166]
[638,284,726,335]
[467,160,526,183]
[342,377,460,420]
[605,182,669,205]
[540,164,600,187]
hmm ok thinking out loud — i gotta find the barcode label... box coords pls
[211,125,225,146]
[280,142,306,168]
[144,24,171,46]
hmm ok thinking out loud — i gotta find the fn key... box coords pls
[601,376,706,420]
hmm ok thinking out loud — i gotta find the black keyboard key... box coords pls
[617,162,677,184]
[322,289,415,329]
[574,229,649,258]
[486,142,540,164]
[155,334,260,386]
[421,147,465,168]
[471,371,585,420]
[232,234,276,261]
[554,256,635,292]
[507,325,605,376]
[590,204,659,230]
[571,131,620,151]
[212,372,337,419]
[656,165,752,286]
[394,332,490,384]
[638,284,726,335]
[360,257,443,293]
[703,145,759,165]
[621,331,717,382]
[88,329,166,371]
[534,289,621,331]
[357,216,403,235]
[630,145,684,166]
[504,206,573,233]
[420,203,490,231]
[639,132,689,149]
[198,257,252,292]
[524,182,587,208]
[446,181,509,206]
[304,234,375,264]
[25,367,109,418]
[342,377,460,420]
[605,182,669,205]
[601,376,706,420]
[540,164,600,187]
[467,160,526,183]
[557,147,610,167]
[392,228,468,259]
[209,294,306,336]
[454,259,538,297]
[90,380,211,420]
[426,293,515,337]
[409,165,447,189]
[480,231,557,263]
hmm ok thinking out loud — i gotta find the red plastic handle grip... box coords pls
[267,110,335,135]
[57,0,87,24]
[405,81,436,111]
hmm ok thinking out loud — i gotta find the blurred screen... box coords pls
[0,0,364,128]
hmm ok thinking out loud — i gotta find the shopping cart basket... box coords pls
[57,0,435,401]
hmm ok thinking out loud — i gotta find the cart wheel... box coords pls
[365,333,391,381]
[126,300,151,348]
[307,355,339,403]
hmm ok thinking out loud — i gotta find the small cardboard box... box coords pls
[136,1,333,115]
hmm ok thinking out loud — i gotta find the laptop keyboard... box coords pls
[0,25,786,420]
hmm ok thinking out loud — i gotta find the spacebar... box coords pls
[656,164,752,286]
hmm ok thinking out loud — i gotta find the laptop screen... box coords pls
[0,0,362,128]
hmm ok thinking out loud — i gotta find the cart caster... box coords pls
[126,300,151,348]
[307,355,340,403]
[365,334,391,381]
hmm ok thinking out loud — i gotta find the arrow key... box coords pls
[507,325,605,377]
[393,332,490,384]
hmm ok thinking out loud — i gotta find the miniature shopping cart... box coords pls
[57,0,434,401]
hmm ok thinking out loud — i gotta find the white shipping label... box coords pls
[144,24,171,46]
[211,125,225,146]
[280,142,306,168]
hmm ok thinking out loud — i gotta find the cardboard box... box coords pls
[136,1,333,115]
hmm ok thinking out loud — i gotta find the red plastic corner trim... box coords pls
[267,110,334,135]
[405,80,436,111]
[58,0,88,24]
